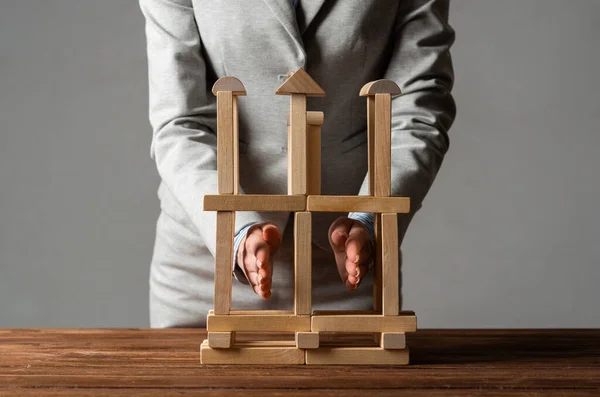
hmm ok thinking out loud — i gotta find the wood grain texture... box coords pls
[307,195,410,213]
[288,111,325,126]
[374,93,391,197]
[289,94,307,195]
[381,213,400,316]
[307,124,321,195]
[367,96,375,196]
[306,346,409,365]
[203,194,306,212]
[311,313,417,333]
[216,91,234,194]
[232,96,239,194]
[201,340,304,365]
[207,314,311,332]
[275,68,326,96]
[294,212,312,315]
[213,211,234,315]
[1,329,599,394]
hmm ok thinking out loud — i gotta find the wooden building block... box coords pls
[295,332,319,349]
[275,68,326,96]
[213,211,234,315]
[379,332,406,350]
[294,212,312,315]
[359,79,402,97]
[207,332,233,349]
[212,76,247,96]
[306,195,410,214]
[311,313,417,333]
[289,94,307,195]
[374,93,391,197]
[367,96,375,196]
[312,310,378,316]
[203,194,306,212]
[306,346,409,365]
[381,213,400,316]
[288,111,325,126]
[207,313,311,332]
[201,340,305,365]
[373,213,382,312]
[307,124,321,195]
[233,96,240,194]
[216,91,234,194]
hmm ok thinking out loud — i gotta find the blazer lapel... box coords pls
[262,0,304,52]
[298,0,328,35]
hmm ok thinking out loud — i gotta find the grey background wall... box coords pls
[1,0,598,328]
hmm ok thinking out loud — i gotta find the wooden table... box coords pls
[1,329,598,396]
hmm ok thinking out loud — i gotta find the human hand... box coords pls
[237,223,281,299]
[328,217,373,290]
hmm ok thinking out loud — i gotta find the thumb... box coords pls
[260,223,281,255]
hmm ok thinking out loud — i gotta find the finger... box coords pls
[244,230,273,288]
[328,217,354,282]
[261,223,282,255]
[345,224,372,287]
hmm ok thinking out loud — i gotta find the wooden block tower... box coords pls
[201,69,415,365]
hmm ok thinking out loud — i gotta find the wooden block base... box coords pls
[311,313,417,333]
[306,346,410,365]
[200,340,305,364]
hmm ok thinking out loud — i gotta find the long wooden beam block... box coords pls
[374,93,392,197]
[305,346,409,365]
[294,212,312,315]
[201,340,305,365]
[381,213,400,316]
[306,195,410,213]
[289,94,307,195]
[311,313,417,333]
[207,313,311,332]
[216,91,234,194]
[213,211,234,314]
[203,194,306,212]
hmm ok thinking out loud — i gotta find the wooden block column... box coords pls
[211,77,246,314]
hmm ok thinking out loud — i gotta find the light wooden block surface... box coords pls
[359,79,401,97]
[311,313,417,333]
[295,332,319,349]
[213,211,234,315]
[307,124,321,195]
[207,313,311,332]
[381,213,400,316]
[212,76,247,96]
[306,195,410,213]
[289,94,307,195]
[275,68,326,96]
[380,332,406,350]
[216,91,234,194]
[203,194,306,212]
[288,111,324,126]
[207,332,233,349]
[201,340,305,365]
[294,212,312,315]
[367,96,375,196]
[305,346,409,365]
[374,93,391,197]
[233,96,239,194]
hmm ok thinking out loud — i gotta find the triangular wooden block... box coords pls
[276,68,326,96]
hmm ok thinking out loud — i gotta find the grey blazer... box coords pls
[140,0,456,327]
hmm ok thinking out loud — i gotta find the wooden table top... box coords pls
[1,329,599,396]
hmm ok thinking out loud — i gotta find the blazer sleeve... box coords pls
[356,0,456,242]
[139,0,289,257]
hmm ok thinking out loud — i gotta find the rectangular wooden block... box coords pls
[306,195,410,213]
[307,124,321,195]
[288,111,324,126]
[201,340,305,365]
[294,212,312,315]
[203,194,306,212]
[289,94,307,195]
[233,96,240,194]
[381,213,400,316]
[207,314,311,332]
[305,346,409,365]
[207,332,233,349]
[295,332,319,349]
[374,93,391,197]
[311,313,417,333]
[380,332,406,350]
[367,96,375,196]
[213,211,234,315]
[217,91,234,194]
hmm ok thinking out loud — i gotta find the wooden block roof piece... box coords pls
[359,79,401,97]
[212,76,247,96]
[276,68,326,96]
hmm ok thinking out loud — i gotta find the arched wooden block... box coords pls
[359,79,401,97]
[212,76,247,96]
